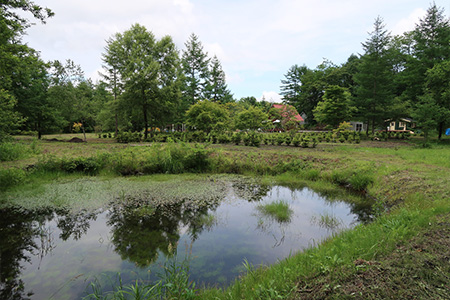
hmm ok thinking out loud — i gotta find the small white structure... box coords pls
[349,121,367,132]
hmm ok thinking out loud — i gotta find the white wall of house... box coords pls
[349,121,367,132]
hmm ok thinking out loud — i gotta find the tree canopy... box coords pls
[1,2,450,140]
[103,24,182,139]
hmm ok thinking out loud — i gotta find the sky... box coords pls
[21,0,450,102]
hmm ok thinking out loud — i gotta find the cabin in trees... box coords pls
[386,118,416,133]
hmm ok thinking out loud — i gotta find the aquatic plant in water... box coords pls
[257,200,293,223]
[311,213,344,232]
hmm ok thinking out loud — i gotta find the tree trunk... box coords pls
[82,125,87,142]
[438,121,443,140]
[37,121,42,139]
[143,104,148,140]
[115,113,118,137]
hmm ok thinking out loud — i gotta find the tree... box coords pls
[93,81,115,132]
[411,95,441,142]
[103,24,182,139]
[100,38,124,135]
[14,53,62,139]
[47,59,88,134]
[280,61,344,125]
[421,59,450,138]
[409,4,450,139]
[280,64,305,104]
[280,64,312,122]
[238,96,258,108]
[413,4,450,71]
[185,100,230,132]
[340,54,361,96]
[181,33,210,105]
[235,106,268,130]
[0,90,23,142]
[0,1,53,32]
[0,0,53,141]
[313,85,354,128]
[354,17,395,133]
[205,55,233,103]
[268,104,301,131]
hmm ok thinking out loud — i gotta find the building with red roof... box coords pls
[270,104,304,123]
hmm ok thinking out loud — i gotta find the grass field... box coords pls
[1,134,449,299]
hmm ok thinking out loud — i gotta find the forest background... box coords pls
[1,1,450,143]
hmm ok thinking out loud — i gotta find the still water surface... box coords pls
[0,178,371,299]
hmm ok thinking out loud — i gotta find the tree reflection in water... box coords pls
[0,208,98,300]
[107,192,223,267]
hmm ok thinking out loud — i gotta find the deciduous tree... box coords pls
[235,106,268,130]
[103,24,182,139]
[185,100,230,132]
[313,85,354,128]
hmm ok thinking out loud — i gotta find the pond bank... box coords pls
[1,139,450,299]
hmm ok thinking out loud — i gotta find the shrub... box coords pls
[208,131,218,144]
[276,134,285,146]
[349,173,375,191]
[116,131,129,143]
[231,132,242,145]
[60,157,101,175]
[243,133,251,146]
[292,135,301,147]
[218,133,231,144]
[284,134,292,146]
[0,142,30,161]
[111,143,212,175]
[300,138,310,148]
[192,131,206,142]
[304,169,320,181]
[248,131,261,147]
[311,137,318,148]
[329,169,352,185]
[0,168,26,191]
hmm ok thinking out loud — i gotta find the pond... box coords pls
[0,176,372,299]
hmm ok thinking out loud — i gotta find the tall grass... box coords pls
[0,140,39,161]
[84,244,197,300]
[0,168,26,191]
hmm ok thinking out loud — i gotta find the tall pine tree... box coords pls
[181,33,210,105]
[205,55,233,103]
[354,17,395,133]
[410,4,450,139]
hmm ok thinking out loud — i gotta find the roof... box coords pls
[271,104,304,122]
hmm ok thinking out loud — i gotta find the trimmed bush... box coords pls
[231,132,242,145]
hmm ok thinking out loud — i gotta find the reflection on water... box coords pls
[0,180,373,299]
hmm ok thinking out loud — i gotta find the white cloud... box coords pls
[392,8,426,35]
[259,91,282,103]
[204,43,226,61]
[21,0,450,101]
